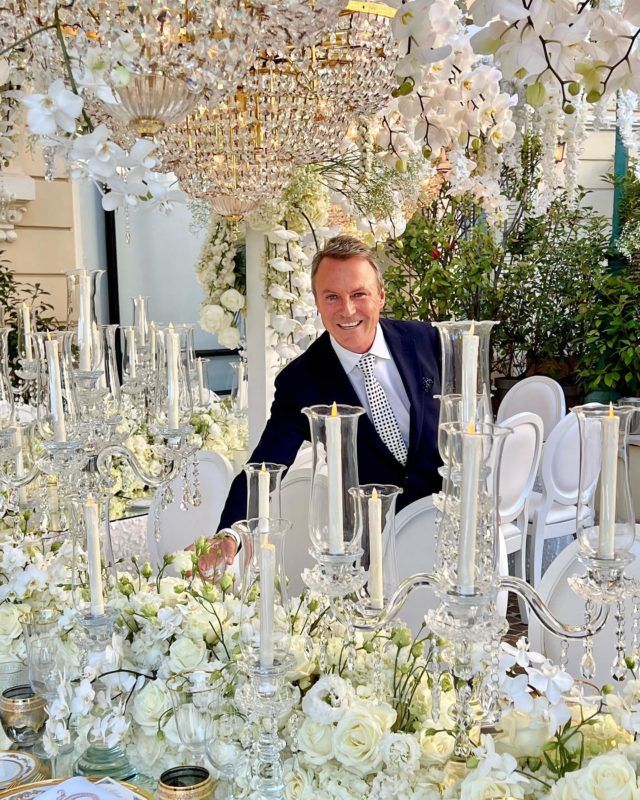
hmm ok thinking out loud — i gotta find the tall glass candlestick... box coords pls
[461,323,479,427]
[259,535,275,671]
[458,421,482,595]
[599,403,620,559]
[166,323,180,430]
[44,335,66,443]
[326,402,344,555]
[84,494,105,616]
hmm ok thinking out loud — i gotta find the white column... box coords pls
[245,226,271,451]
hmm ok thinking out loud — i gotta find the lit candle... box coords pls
[461,322,479,427]
[237,362,248,412]
[368,487,383,610]
[258,462,270,521]
[259,536,275,671]
[598,403,620,559]
[135,296,147,346]
[78,272,93,371]
[126,327,137,379]
[196,358,207,406]
[44,335,66,443]
[166,323,180,430]
[326,402,344,555]
[85,494,105,616]
[457,421,482,595]
[21,303,33,360]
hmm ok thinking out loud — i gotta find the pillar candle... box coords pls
[368,487,383,610]
[259,538,275,670]
[326,402,344,555]
[461,323,479,427]
[78,272,93,371]
[598,404,620,559]
[135,296,147,346]
[196,358,207,406]
[44,336,66,443]
[85,494,105,616]
[258,462,270,521]
[166,323,180,430]
[21,303,33,360]
[457,421,481,595]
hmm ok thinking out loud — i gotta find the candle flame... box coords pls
[609,402,614,418]
[261,462,266,472]
[46,332,52,341]
[372,487,379,501]
[469,321,475,335]
[330,402,338,417]
[168,322,175,333]
[467,420,476,434]
[86,493,97,507]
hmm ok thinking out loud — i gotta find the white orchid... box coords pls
[22,80,83,135]
[526,660,574,705]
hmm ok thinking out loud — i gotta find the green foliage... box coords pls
[0,251,58,374]
[384,153,610,379]
[575,268,640,397]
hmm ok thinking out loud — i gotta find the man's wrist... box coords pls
[220,527,241,549]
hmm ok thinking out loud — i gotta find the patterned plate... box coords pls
[0,778,153,800]
[0,753,41,791]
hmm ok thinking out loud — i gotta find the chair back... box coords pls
[538,410,583,507]
[280,467,314,597]
[146,449,234,567]
[496,376,566,441]
[529,533,640,681]
[498,412,544,524]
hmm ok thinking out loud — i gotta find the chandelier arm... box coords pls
[499,575,609,640]
[0,465,40,490]
[95,444,179,489]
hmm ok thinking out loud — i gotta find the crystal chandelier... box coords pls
[163,2,397,215]
[248,0,349,46]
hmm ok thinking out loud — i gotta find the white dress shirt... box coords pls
[330,324,411,448]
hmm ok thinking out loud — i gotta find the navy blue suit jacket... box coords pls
[218,318,442,530]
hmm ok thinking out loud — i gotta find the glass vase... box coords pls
[435,421,512,597]
[233,518,291,675]
[73,742,136,781]
[432,321,496,459]
[302,404,365,558]
[132,295,150,352]
[244,462,286,521]
[349,484,402,610]
[66,269,104,374]
[573,404,637,565]
[153,324,194,434]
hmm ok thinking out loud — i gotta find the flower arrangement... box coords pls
[2,518,640,798]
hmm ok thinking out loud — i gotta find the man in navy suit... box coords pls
[209,234,441,566]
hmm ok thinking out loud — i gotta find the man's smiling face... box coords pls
[313,255,385,354]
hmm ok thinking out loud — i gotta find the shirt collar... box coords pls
[329,323,391,375]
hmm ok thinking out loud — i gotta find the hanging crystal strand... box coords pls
[580,599,596,680]
[124,202,132,245]
[482,629,502,726]
[453,641,473,758]
[430,638,442,724]
[180,459,192,510]
[191,456,202,507]
[42,146,56,181]
[288,711,301,772]
[632,593,640,665]
[612,599,628,680]
[371,634,385,702]
[343,615,357,674]
[560,638,569,671]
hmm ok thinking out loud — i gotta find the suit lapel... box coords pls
[379,319,425,461]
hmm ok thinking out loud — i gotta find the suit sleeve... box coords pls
[216,368,309,531]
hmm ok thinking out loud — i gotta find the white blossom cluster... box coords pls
[195,216,245,352]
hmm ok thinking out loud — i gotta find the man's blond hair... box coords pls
[311,235,383,293]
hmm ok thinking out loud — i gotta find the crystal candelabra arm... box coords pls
[0,465,40,491]
[499,575,609,639]
[95,444,179,489]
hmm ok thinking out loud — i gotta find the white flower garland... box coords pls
[196,215,245,352]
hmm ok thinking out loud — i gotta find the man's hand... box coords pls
[187,533,238,581]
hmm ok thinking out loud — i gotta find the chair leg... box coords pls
[531,518,546,590]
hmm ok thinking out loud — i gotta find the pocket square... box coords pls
[422,377,434,393]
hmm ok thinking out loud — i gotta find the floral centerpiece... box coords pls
[2,524,640,800]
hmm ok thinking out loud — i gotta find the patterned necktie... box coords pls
[357,353,408,466]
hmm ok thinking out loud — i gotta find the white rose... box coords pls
[297,718,333,765]
[170,550,193,575]
[286,634,315,685]
[167,636,207,673]
[495,710,551,759]
[582,753,640,800]
[284,758,314,800]
[220,288,245,312]
[333,703,385,776]
[218,326,241,350]
[0,605,23,639]
[132,732,166,766]
[419,730,455,765]
[200,304,228,333]
[132,681,172,731]
[460,776,523,800]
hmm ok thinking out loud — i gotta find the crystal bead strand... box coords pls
[580,598,596,680]
[612,599,628,680]
[633,592,640,664]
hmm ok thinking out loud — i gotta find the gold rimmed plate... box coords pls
[0,753,43,792]
[0,777,153,800]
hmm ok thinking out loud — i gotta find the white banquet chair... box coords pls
[280,467,314,597]
[496,375,566,441]
[146,449,234,568]
[497,413,544,611]
[394,495,509,635]
[525,410,596,589]
[528,533,640,684]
